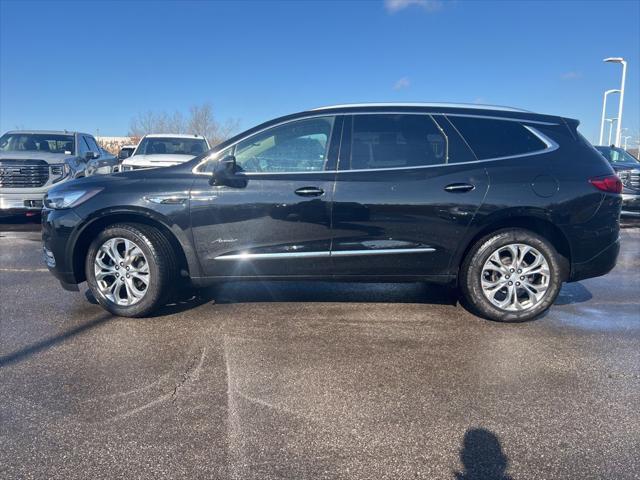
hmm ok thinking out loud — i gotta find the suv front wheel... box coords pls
[460,228,565,322]
[85,223,177,317]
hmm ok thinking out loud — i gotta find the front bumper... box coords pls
[621,193,640,217]
[41,207,84,286]
[0,193,44,211]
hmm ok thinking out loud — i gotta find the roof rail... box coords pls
[311,102,532,113]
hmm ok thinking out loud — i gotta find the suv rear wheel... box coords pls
[85,223,177,317]
[460,228,564,322]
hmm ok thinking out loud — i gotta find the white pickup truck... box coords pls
[0,130,118,213]
[120,134,210,171]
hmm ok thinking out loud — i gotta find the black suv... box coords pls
[42,104,622,322]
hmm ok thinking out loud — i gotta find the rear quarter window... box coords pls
[447,116,547,160]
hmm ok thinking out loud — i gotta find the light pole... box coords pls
[599,89,620,145]
[606,118,617,146]
[604,57,627,147]
[622,135,632,150]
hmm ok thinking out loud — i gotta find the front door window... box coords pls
[234,117,334,173]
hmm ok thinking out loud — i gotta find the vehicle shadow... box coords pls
[454,428,513,480]
[554,282,593,305]
[135,281,460,317]
[0,312,113,368]
[0,213,41,232]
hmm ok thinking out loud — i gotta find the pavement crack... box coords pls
[171,346,207,404]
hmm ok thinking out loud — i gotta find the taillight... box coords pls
[589,175,622,194]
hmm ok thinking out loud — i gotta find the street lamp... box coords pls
[622,135,632,150]
[605,118,617,146]
[604,57,627,147]
[599,89,620,145]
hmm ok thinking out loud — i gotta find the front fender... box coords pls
[69,204,202,281]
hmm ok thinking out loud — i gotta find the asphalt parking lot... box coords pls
[0,217,638,480]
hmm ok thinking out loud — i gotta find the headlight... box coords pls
[50,163,70,184]
[93,165,115,175]
[86,161,115,176]
[44,187,103,209]
[617,170,631,188]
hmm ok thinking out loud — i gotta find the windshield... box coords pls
[0,133,75,154]
[134,137,208,156]
[595,146,639,164]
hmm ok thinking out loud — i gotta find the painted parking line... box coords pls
[0,268,49,272]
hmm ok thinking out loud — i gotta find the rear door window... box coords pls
[447,116,547,160]
[344,114,447,170]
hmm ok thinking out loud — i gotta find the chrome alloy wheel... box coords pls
[480,243,551,312]
[94,237,150,306]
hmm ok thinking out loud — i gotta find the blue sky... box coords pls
[1,0,638,145]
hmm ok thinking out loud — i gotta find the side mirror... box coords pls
[85,151,99,161]
[118,150,131,160]
[212,155,246,188]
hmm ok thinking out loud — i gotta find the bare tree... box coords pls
[129,111,159,138]
[128,102,238,146]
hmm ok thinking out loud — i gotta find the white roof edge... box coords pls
[311,102,532,113]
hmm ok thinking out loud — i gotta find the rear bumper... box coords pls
[570,237,620,282]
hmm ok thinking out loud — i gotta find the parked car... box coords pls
[117,144,138,161]
[594,145,640,218]
[119,134,210,171]
[0,130,119,213]
[42,103,621,321]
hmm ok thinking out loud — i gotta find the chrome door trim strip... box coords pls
[331,247,436,256]
[215,251,331,261]
[215,247,436,261]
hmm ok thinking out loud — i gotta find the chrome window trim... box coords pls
[193,112,559,176]
[430,114,449,163]
[440,113,558,126]
[215,247,436,261]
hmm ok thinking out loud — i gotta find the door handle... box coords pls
[295,186,324,197]
[444,183,475,193]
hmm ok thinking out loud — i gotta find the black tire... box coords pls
[459,228,566,322]
[85,223,177,317]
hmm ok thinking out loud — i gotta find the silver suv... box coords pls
[0,130,118,213]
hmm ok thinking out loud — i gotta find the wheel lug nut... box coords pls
[510,268,515,273]
[505,275,510,279]
[120,262,124,266]
[126,266,130,271]
[126,274,130,278]
[516,282,521,286]
[508,281,513,286]
[517,269,522,273]
[115,265,119,270]
[520,276,524,280]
